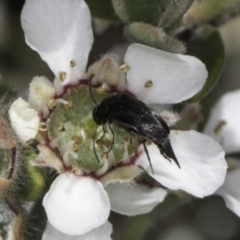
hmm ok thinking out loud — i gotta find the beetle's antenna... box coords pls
[89,74,98,106]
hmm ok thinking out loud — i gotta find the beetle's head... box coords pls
[92,106,101,125]
[93,106,108,125]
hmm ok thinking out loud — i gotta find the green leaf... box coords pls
[187,25,225,102]
[112,0,166,26]
[85,0,119,20]
[112,0,193,29]
[159,0,194,30]
[124,22,186,54]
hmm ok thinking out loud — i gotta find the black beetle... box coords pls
[92,92,180,171]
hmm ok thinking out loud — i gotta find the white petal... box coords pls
[105,182,167,216]
[29,76,55,116]
[136,130,227,198]
[125,44,207,104]
[21,0,93,85]
[9,97,39,143]
[216,169,240,217]
[43,173,110,235]
[204,90,240,154]
[42,221,112,240]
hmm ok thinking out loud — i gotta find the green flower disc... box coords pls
[48,86,138,172]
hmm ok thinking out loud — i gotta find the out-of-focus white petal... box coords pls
[42,221,112,240]
[43,173,110,236]
[216,169,240,217]
[21,0,93,85]
[204,90,240,154]
[136,130,227,198]
[125,44,207,104]
[105,182,167,216]
[9,97,39,143]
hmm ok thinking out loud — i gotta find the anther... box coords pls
[120,64,130,73]
[144,80,153,88]
[70,59,77,68]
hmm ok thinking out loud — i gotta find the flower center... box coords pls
[46,85,138,173]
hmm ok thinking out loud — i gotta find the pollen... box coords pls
[120,63,130,73]
[48,99,57,110]
[70,59,77,67]
[64,101,73,109]
[214,120,226,134]
[58,71,67,82]
[72,142,79,152]
[97,86,106,94]
[101,153,109,160]
[124,137,133,144]
[39,122,48,132]
[58,124,65,132]
[71,136,83,144]
[144,80,153,88]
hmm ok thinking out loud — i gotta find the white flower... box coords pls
[105,181,167,216]
[43,220,112,240]
[216,168,240,218]
[43,173,110,236]
[19,0,227,238]
[136,130,226,198]
[9,97,39,143]
[204,89,240,154]
[204,90,240,217]
[125,43,207,105]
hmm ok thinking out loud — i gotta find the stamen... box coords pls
[39,122,48,132]
[214,120,226,134]
[58,124,65,132]
[120,64,130,73]
[48,99,57,110]
[144,80,153,88]
[70,59,77,68]
[71,168,84,176]
[102,83,110,91]
[97,86,106,94]
[58,71,67,82]
[64,100,73,109]
[95,159,109,176]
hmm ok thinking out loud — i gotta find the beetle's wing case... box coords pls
[106,94,180,168]
[107,93,169,140]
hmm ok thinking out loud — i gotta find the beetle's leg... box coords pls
[142,140,154,174]
[128,128,154,173]
[92,130,101,163]
[97,124,107,142]
[104,122,114,153]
